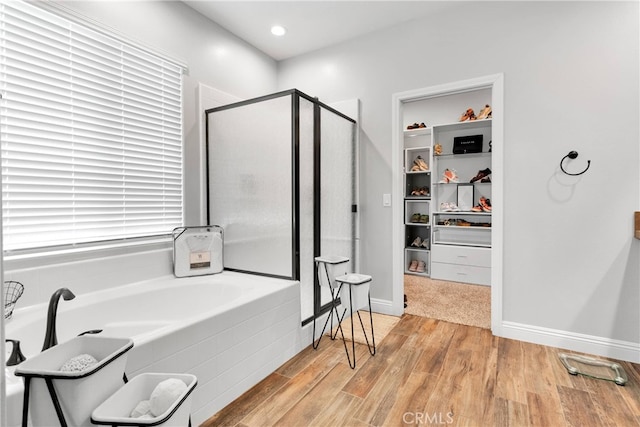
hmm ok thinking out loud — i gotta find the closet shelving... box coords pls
[403,127,431,276]
[430,118,492,285]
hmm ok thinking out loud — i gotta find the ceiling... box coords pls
[182,1,453,61]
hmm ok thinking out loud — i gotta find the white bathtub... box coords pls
[4,271,301,426]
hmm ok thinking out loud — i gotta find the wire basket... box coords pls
[4,280,24,319]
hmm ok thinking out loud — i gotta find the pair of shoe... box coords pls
[471,197,492,212]
[440,202,460,212]
[476,104,492,120]
[409,213,429,223]
[408,259,427,273]
[433,143,443,156]
[410,156,429,172]
[470,168,492,183]
[406,122,427,130]
[410,236,429,248]
[439,168,459,183]
[459,104,492,122]
[459,108,476,122]
[410,187,429,197]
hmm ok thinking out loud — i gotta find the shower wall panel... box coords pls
[207,96,293,277]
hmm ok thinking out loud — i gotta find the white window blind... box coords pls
[0,1,183,252]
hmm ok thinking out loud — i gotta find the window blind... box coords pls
[0,1,183,252]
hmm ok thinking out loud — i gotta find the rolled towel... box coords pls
[59,354,98,372]
[130,399,151,418]
[149,378,187,416]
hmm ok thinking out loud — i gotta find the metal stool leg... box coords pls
[338,281,376,369]
[313,263,342,349]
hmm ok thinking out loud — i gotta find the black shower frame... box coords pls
[205,88,356,326]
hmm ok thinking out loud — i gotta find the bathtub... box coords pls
[4,271,301,426]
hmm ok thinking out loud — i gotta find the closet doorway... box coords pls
[391,74,504,334]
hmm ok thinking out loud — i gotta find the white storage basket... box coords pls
[14,336,133,427]
[91,373,197,426]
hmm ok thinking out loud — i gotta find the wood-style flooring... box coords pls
[201,314,640,426]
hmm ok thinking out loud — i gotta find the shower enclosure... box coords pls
[205,89,357,323]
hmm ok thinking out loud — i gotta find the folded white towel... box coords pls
[130,399,151,418]
[59,354,98,372]
[150,378,187,416]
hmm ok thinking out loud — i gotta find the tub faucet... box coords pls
[41,287,75,351]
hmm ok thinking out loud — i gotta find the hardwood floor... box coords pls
[201,314,640,426]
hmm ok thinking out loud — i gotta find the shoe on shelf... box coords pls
[407,122,427,130]
[440,202,460,212]
[471,205,483,212]
[434,143,443,156]
[411,236,422,247]
[480,176,491,183]
[419,214,429,223]
[410,188,421,196]
[416,261,426,273]
[410,164,421,172]
[419,187,429,196]
[459,108,476,122]
[420,238,429,248]
[408,260,418,272]
[410,213,421,223]
[444,169,459,183]
[470,168,492,183]
[476,104,492,120]
[439,168,457,183]
[414,156,429,171]
[479,196,492,212]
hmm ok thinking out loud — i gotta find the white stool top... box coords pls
[315,255,349,265]
[335,273,372,285]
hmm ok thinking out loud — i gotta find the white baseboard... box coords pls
[501,321,640,363]
[370,297,397,316]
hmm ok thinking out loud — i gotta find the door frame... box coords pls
[391,73,504,334]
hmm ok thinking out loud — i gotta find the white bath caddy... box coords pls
[14,335,133,427]
[91,373,197,426]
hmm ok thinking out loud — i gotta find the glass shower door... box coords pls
[207,95,294,278]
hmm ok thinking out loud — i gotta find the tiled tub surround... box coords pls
[5,271,301,426]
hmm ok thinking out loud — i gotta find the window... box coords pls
[0,1,184,252]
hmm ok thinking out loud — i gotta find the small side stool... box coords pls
[312,255,376,369]
[334,273,376,369]
[313,255,350,351]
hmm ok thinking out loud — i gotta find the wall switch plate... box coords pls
[383,193,391,207]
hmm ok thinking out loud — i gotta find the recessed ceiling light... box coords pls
[271,25,286,36]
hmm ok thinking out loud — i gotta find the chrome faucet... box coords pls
[41,287,75,351]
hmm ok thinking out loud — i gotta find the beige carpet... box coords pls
[404,275,491,329]
[329,312,400,345]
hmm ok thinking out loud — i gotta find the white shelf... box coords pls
[432,118,491,132]
[404,127,431,137]
[433,211,491,216]
[433,241,491,248]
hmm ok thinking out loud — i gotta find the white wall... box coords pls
[277,1,640,357]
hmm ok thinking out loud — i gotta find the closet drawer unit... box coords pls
[431,262,491,286]
[431,245,491,268]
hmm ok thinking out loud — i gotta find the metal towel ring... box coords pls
[560,151,590,176]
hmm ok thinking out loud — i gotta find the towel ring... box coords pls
[560,151,590,176]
